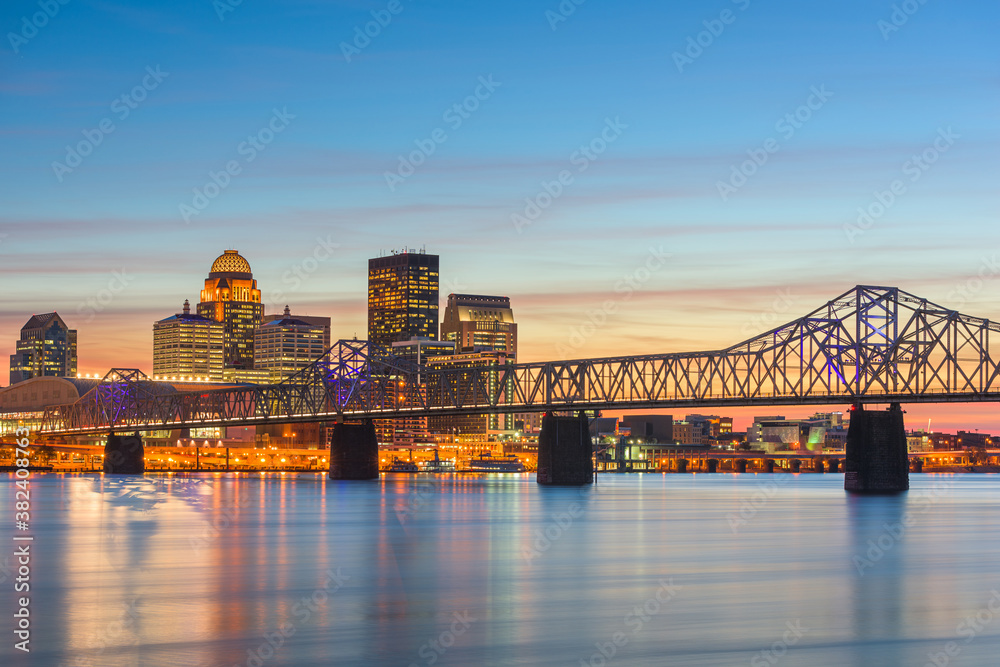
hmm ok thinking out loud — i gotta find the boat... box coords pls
[468,452,525,473]
[386,457,419,473]
[422,450,456,473]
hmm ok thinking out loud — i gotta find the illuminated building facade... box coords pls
[153,300,224,381]
[197,250,264,370]
[254,306,329,382]
[427,350,515,442]
[262,311,331,352]
[368,250,439,347]
[382,338,456,445]
[440,294,517,355]
[9,312,77,384]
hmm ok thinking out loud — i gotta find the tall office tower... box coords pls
[367,250,439,347]
[153,300,225,381]
[254,306,329,382]
[427,350,515,442]
[440,294,517,355]
[9,312,77,384]
[197,250,264,370]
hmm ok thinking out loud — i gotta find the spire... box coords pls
[283,305,291,317]
[183,299,190,315]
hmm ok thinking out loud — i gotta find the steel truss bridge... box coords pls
[39,286,1000,435]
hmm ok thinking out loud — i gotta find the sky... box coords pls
[1,0,998,431]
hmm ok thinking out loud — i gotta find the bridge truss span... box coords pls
[39,286,1000,434]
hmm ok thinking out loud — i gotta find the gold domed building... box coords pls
[197,250,263,370]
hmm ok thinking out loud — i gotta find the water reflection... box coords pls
[846,494,907,667]
[5,472,1000,666]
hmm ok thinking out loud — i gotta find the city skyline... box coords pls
[7,247,1000,435]
[2,0,998,432]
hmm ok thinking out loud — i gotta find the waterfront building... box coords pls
[9,312,77,385]
[368,250,439,347]
[153,300,224,381]
[197,250,264,370]
[748,413,845,451]
[253,306,329,382]
[620,414,674,443]
[440,294,517,355]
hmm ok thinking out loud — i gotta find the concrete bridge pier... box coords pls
[329,419,379,480]
[537,412,594,485]
[845,403,909,494]
[103,432,145,474]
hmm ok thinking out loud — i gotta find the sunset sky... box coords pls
[2,0,998,431]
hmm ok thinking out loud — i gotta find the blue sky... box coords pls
[2,0,998,427]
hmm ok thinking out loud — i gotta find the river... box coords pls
[3,472,1000,666]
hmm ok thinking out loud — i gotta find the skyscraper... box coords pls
[9,312,77,384]
[254,306,329,382]
[153,300,224,381]
[440,294,517,356]
[367,250,439,347]
[197,250,264,370]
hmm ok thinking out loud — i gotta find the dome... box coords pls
[209,250,252,277]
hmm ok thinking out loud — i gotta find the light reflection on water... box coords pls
[3,472,1000,666]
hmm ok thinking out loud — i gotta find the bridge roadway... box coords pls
[39,285,1000,436]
